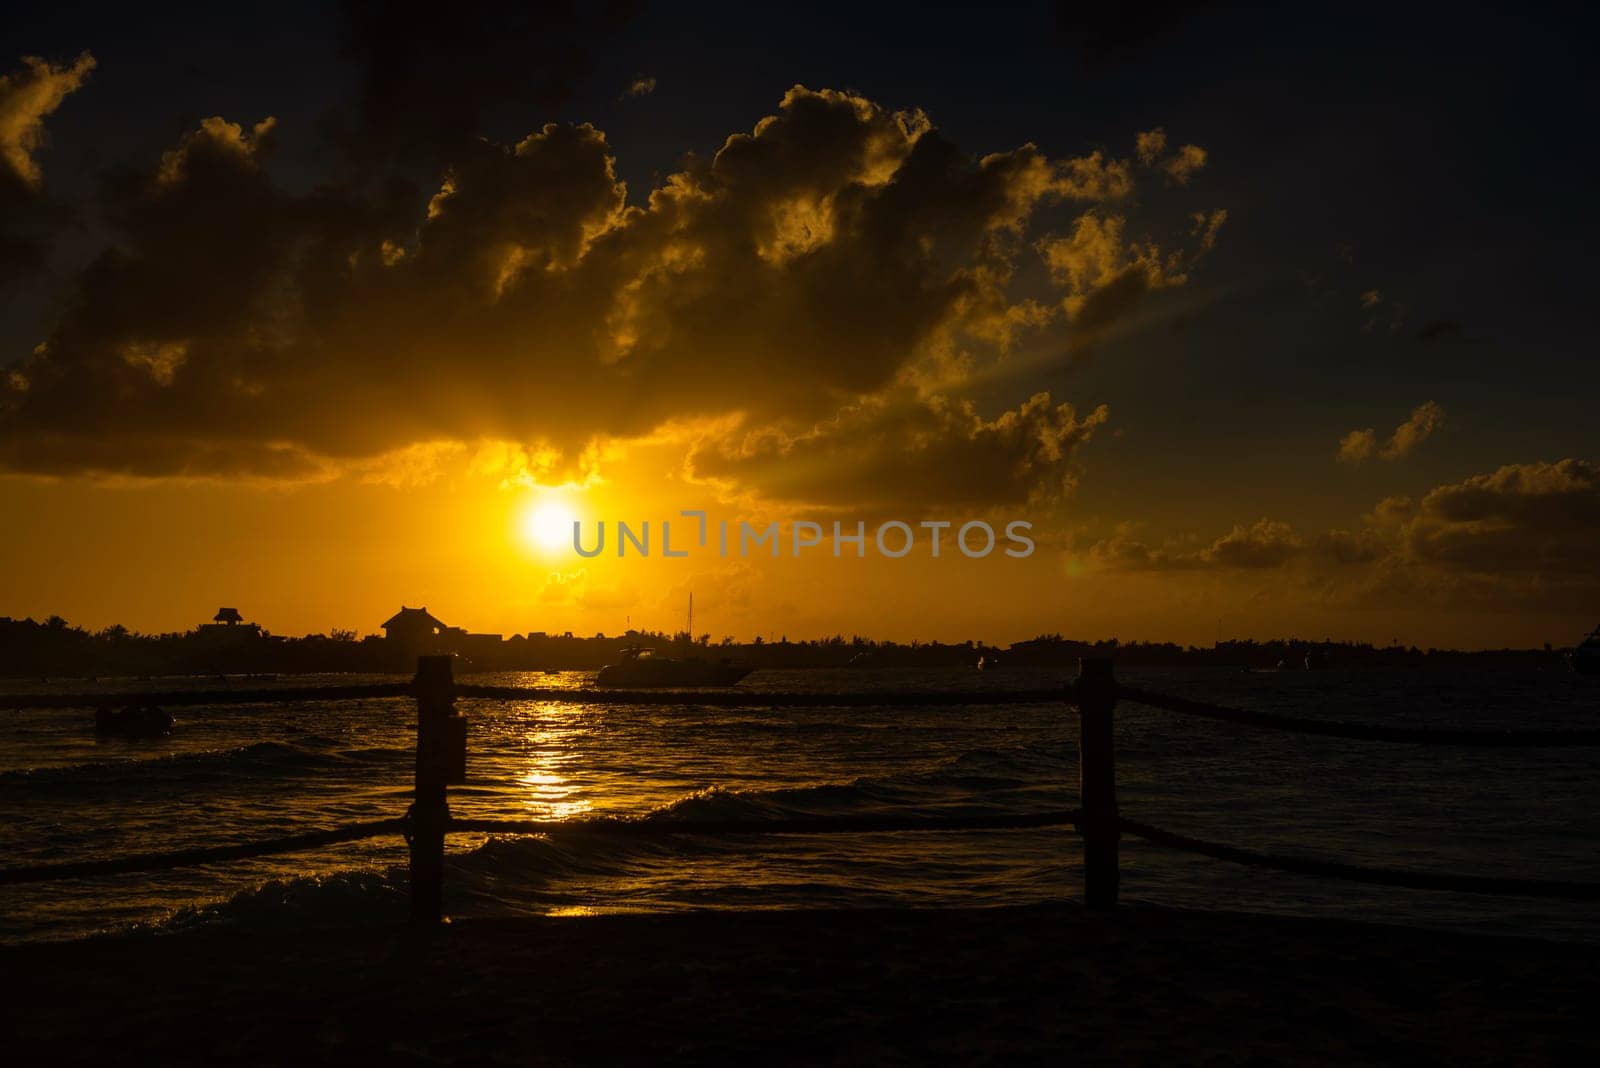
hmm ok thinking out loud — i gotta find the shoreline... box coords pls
[7,902,1596,1064]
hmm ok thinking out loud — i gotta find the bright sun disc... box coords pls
[520,500,577,552]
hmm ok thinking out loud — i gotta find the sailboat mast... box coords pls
[687,592,693,638]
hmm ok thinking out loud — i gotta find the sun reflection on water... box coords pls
[516,706,593,820]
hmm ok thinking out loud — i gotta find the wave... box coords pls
[124,743,1073,935]
[156,868,410,934]
[442,746,1073,883]
[0,740,412,790]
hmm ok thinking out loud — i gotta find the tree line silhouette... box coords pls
[0,615,1569,679]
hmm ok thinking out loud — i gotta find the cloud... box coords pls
[1337,401,1444,464]
[1405,459,1600,574]
[1135,128,1166,166]
[1034,204,1216,354]
[0,87,1214,510]
[1190,209,1226,250]
[1133,126,1207,183]
[1090,518,1333,571]
[1357,288,1407,333]
[688,391,1109,513]
[326,0,636,166]
[622,74,656,99]
[1204,519,1303,568]
[1381,400,1444,459]
[1162,143,1206,184]
[533,566,634,613]
[1337,428,1377,464]
[1090,457,1600,612]
[0,53,95,289]
[0,52,94,188]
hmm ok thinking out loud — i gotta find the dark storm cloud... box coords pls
[0,85,1219,505]
[688,391,1109,513]
[327,0,638,165]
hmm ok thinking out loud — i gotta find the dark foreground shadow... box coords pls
[6,903,1599,1065]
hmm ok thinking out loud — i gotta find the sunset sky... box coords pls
[1,2,1594,648]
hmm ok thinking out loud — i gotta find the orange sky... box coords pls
[1,436,1589,650]
[1,52,1596,651]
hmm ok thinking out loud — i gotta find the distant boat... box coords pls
[595,647,751,688]
[1569,626,1600,676]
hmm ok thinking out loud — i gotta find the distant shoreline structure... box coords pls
[0,608,1587,679]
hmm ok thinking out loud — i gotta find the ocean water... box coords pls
[2,667,1598,944]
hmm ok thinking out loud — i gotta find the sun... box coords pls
[518,498,579,554]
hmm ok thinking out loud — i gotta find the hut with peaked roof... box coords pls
[196,606,262,645]
[381,606,451,657]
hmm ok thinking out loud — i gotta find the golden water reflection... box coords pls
[516,704,593,820]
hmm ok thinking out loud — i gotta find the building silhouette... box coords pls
[381,606,451,658]
[196,606,262,645]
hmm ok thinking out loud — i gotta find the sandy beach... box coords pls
[6,902,1596,1065]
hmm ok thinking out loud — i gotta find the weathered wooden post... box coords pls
[410,655,457,924]
[1075,657,1120,910]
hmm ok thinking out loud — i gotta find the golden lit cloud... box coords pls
[1134,126,1206,183]
[0,52,94,188]
[1337,428,1378,464]
[1338,401,1445,464]
[0,86,1214,512]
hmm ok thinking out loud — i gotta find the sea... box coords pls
[3,667,1598,945]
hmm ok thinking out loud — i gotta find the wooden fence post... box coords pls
[410,655,454,924]
[1076,657,1120,910]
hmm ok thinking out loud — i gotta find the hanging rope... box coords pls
[1115,685,1600,746]
[0,818,404,885]
[449,810,1083,837]
[1,683,414,710]
[1120,816,1600,901]
[454,684,1068,707]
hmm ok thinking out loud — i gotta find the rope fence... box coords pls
[0,811,1080,887]
[0,682,413,711]
[449,810,1083,838]
[455,684,1068,708]
[1,684,1065,711]
[0,818,404,886]
[4,657,1599,920]
[1119,818,1600,902]
[1115,684,1600,747]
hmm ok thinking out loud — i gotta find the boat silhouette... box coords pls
[595,647,752,688]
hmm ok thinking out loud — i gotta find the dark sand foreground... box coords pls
[5,903,1596,1065]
